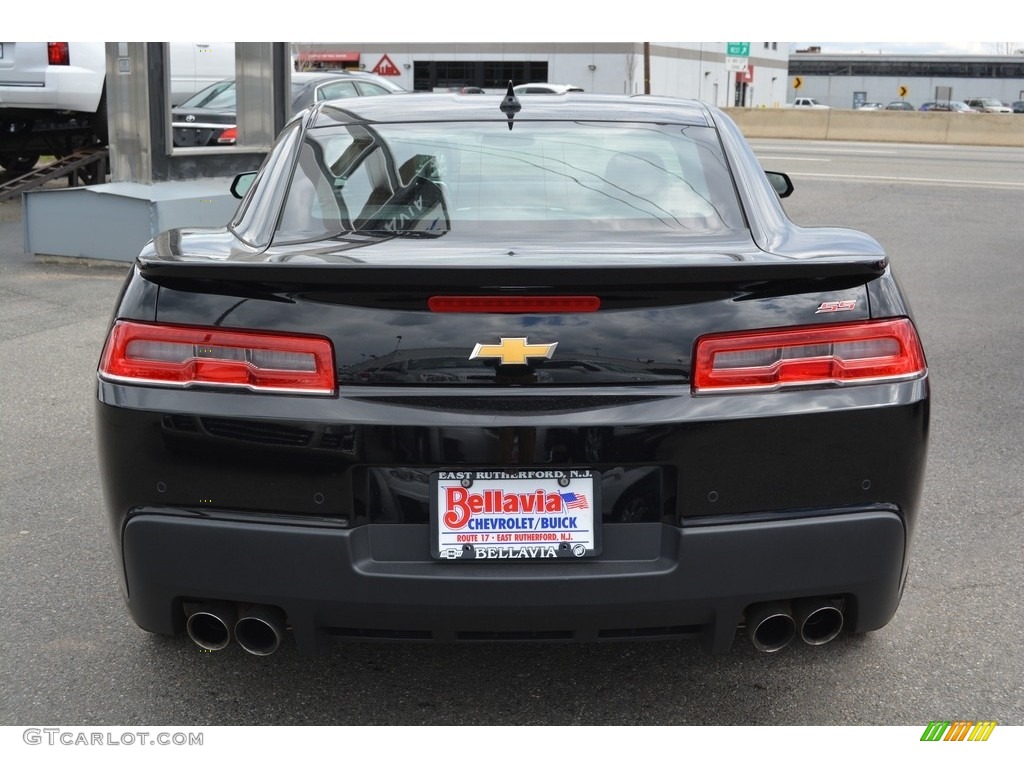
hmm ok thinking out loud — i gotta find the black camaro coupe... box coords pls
[96,89,929,656]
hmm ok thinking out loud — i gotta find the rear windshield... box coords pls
[274,119,744,243]
[179,81,236,110]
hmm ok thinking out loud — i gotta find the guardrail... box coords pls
[723,108,1024,147]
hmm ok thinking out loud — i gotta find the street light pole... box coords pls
[643,42,650,95]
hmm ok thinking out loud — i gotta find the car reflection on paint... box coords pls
[513,83,585,95]
[341,348,683,386]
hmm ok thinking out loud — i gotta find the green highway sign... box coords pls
[727,42,750,57]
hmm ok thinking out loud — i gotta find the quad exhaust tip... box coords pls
[745,597,845,652]
[746,601,796,653]
[184,601,288,655]
[794,598,844,646]
[184,600,236,651]
[234,605,287,656]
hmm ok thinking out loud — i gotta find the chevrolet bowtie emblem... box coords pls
[470,337,558,365]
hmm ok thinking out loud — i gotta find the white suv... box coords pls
[0,42,106,114]
[0,42,234,173]
[963,98,1012,114]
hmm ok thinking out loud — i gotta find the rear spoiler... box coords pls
[136,258,888,289]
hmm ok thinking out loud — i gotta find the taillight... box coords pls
[428,296,600,313]
[693,318,926,394]
[47,42,70,66]
[98,321,336,395]
[216,126,238,144]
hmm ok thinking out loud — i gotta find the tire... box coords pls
[0,153,41,174]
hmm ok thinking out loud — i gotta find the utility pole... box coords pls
[643,42,650,95]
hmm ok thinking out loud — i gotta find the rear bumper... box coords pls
[121,506,906,653]
[0,77,103,114]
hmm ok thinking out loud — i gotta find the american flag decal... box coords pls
[560,491,589,510]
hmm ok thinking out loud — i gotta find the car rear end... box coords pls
[95,96,929,655]
[0,42,105,114]
[171,80,237,147]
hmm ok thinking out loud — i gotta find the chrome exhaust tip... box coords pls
[794,598,844,646]
[745,601,796,653]
[184,601,236,651]
[234,605,287,656]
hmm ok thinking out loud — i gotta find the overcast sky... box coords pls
[6,1,1019,47]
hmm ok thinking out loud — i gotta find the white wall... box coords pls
[308,43,790,106]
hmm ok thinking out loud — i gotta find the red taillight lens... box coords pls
[693,318,926,394]
[47,42,70,66]
[428,296,600,313]
[216,126,238,144]
[98,321,336,395]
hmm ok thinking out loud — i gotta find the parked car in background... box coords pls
[963,98,1012,113]
[0,41,234,172]
[856,102,885,110]
[172,70,405,147]
[919,101,976,112]
[512,83,585,95]
[885,101,915,111]
[928,101,977,112]
[787,97,829,109]
[171,80,237,147]
[1012,101,1024,114]
[97,90,930,657]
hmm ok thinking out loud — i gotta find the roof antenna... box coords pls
[499,81,521,130]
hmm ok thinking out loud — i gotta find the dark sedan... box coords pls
[171,70,404,147]
[97,89,929,657]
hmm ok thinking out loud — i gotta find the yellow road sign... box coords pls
[793,76,803,90]
[899,85,908,97]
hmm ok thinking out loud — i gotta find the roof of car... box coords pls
[291,70,405,91]
[308,92,714,126]
[293,70,375,82]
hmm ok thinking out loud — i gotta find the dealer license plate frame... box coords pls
[430,468,600,561]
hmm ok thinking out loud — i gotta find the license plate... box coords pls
[431,469,600,560]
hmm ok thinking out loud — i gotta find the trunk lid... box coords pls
[141,229,882,389]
